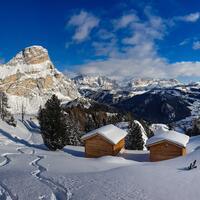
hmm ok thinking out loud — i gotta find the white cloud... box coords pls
[96,29,115,40]
[77,12,170,80]
[175,12,200,23]
[63,69,78,78]
[67,11,99,42]
[193,41,200,50]
[77,56,200,80]
[171,62,200,77]
[114,13,139,29]
[179,38,190,46]
[70,10,200,81]
[92,38,118,57]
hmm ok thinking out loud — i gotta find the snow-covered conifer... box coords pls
[125,120,144,150]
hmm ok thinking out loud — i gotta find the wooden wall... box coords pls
[84,134,125,158]
[149,141,186,162]
[113,138,125,155]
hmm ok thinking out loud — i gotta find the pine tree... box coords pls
[125,120,144,150]
[0,92,9,120]
[38,94,68,150]
[65,114,82,146]
[85,115,95,132]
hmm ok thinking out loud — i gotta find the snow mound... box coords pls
[146,130,189,147]
[150,123,169,134]
[97,156,134,165]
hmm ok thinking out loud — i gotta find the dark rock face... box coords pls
[78,87,192,124]
[115,90,191,123]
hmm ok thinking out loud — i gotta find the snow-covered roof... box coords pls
[146,131,189,147]
[81,124,128,145]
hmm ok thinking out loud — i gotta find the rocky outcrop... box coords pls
[73,75,119,91]
[7,46,50,66]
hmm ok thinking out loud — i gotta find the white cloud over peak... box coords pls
[68,11,99,42]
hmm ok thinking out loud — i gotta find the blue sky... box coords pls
[1,0,200,82]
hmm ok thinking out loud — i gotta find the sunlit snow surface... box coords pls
[0,117,200,200]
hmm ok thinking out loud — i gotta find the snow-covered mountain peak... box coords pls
[0,45,80,114]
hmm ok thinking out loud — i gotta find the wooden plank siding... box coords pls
[149,140,187,162]
[84,134,125,158]
[113,138,125,155]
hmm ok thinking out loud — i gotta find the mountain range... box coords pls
[1,45,200,131]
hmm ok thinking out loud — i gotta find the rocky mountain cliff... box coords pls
[0,45,79,114]
[73,75,119,91]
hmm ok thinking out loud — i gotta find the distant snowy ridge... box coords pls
[73,74,119,91]
[74,74,181,92]
[126,78,180,91]
[0,46,79,114]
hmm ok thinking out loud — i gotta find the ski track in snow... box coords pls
[29,155,72,200]
[0,153,11,167]
[16,146,35,155]
[0,146,32,168]
[0,147,31,199]
[0,146,72,200]
[0,182,18,200]
[0,146,149,200]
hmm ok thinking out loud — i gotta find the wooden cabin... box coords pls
[81,124,127,158]
[146,131,189,162]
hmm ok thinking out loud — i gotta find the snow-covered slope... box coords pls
[0,46,79,114]
[1,117,200,199]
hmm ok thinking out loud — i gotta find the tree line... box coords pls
[38,94,153,151]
